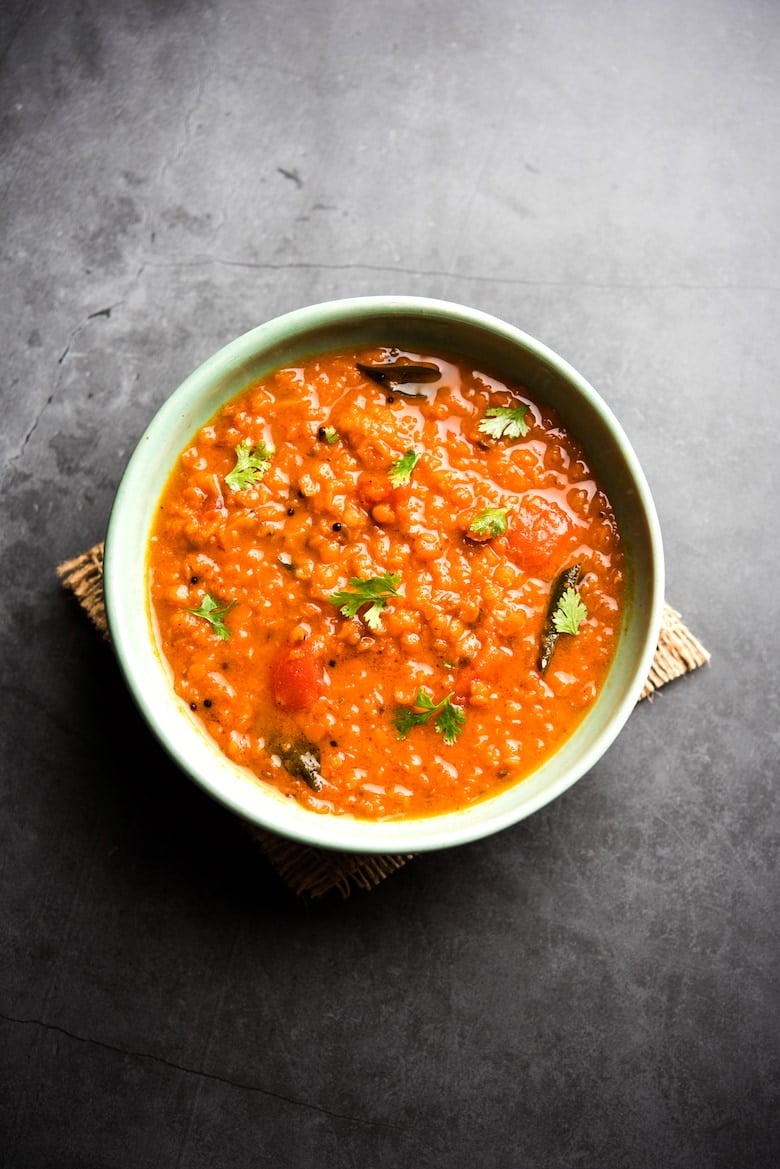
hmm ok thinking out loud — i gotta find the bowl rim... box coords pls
[105,295,665,853]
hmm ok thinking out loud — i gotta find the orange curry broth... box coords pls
[148,347,624,820]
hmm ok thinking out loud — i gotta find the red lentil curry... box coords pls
[148,348,624,820]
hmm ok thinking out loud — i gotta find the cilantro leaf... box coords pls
[188,593,236,640]
[225,439,274,491]
[327,572,402,631]
[393,704,433,739]
[388,449,420,488]
[393,689,466,745]
[551,586,588,635]
[478,405,530,441]
[434,698,467,745]
[318,425,339,445]
[469,506,508,538]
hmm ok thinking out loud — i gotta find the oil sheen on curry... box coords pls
[148,348,624,820]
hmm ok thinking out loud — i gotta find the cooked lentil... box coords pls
[148,348,624,820]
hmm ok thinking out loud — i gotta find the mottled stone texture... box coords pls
[1,1,778,1166]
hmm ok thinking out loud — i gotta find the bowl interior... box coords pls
[105,296,664,853]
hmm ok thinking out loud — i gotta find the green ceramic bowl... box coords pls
[104,296,664,853]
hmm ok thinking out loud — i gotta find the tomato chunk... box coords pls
[357,471,394,507]
[269,641,324,710]
[506,495,572,576]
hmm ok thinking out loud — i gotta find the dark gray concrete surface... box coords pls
[2,1,779,1166]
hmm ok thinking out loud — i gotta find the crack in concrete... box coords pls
[13,316,87,462]
[139,255,780,294]
[277,166,304,188]
[11,305,121,465]
[17,393,54,459]
[155,21,211,202]
[1,1012,404,1133]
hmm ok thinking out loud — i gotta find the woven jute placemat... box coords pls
[58,543,710,897]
